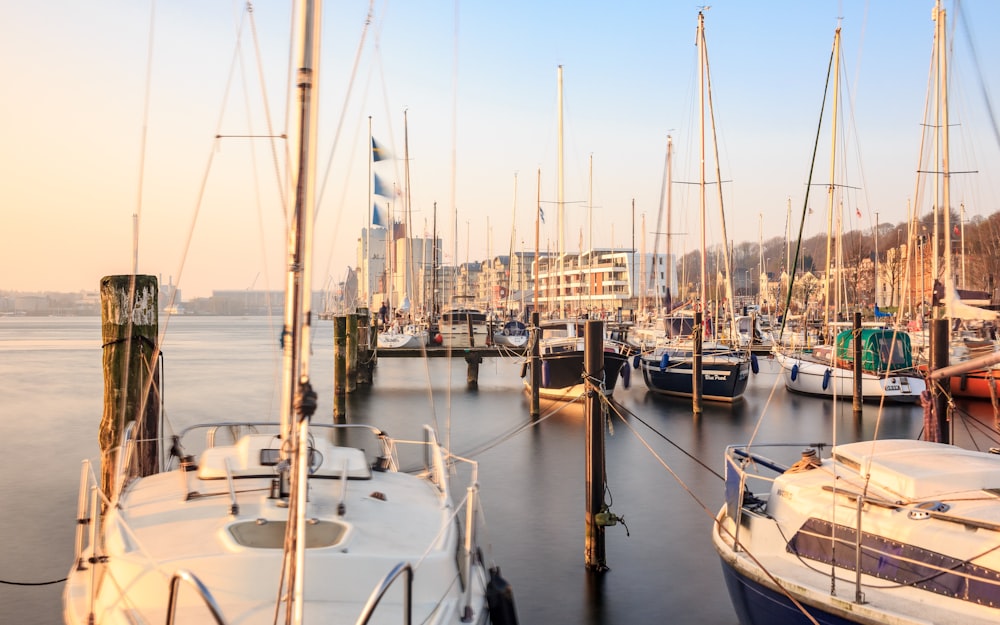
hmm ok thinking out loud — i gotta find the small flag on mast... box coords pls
[373,173,391,198]
[371,137,390,162]
[539,206,546,224]
[372,202,387,227]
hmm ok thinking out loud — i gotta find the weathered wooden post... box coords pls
[931,317,950,444]
[530,311,540,419]
[693,311,703,415]
[99,275,160,501]
[333,315,347,421]
[346,313,359,393]
[584,320,608,571]
[466,315,475,347]
[465,351,482,389]
[852,311,862,416]
[356,307,374,385]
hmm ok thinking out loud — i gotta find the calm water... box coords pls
[3,316,995,624]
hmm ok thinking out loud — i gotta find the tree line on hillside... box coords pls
[677,208,1000,305]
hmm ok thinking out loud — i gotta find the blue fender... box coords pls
[621,362,631,389]
[790,363,799,381]
[632,354,641,369]
[750,353,759,374]
[822,368,832,390]
[659,352,670,371]
[541,360,551,387]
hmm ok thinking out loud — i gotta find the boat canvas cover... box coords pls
[835,328,913,373]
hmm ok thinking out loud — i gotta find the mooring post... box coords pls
[333,315,347,421]
[693,311,703,415]
[931,317,951,444]
[584,320,608,571]
[356,307,374,385]
[853,311,862,416]
[346,313,359,393]
[99,274,160,501]
[465,351,483,389]
[467,316,475,347]
[530,311,540,419]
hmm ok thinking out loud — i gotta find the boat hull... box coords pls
[717,552,856,625]
[639,351,750,402]
[523,350,629,401]
[775,351,924,403]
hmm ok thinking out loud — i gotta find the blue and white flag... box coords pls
[539,206,545,224]
[371,137,390,162]
[372,202,387,227]
[373,173,392,198]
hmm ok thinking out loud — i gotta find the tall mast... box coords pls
[697,13,707,313]
[403,109,413,313]
[665,135,673,306]
[937,1,953,303]
[557,65,566,318]
[823,27,842,335]
[280,0,321,620]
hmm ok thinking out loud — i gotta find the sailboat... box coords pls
[713,6,1000,624]
[63,3,515,624]
[636,10,751,403]
[520,67,630,402]
[771,24,924,403]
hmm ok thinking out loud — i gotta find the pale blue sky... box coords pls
[3,1,999,298]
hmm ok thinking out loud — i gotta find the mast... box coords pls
[280,0,321,620]
[697,13,707,314]
[823,27,842,336]
[534,169,541,313]
[403,109,413,315]
[665,135,673,308]
[557,65,566,319]
[366,117,374,311]
[937,0,953,302]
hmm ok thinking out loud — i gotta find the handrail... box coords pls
[165,569,229,625]
[354,561,413,625]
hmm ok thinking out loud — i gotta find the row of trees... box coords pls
[676,208,1000,308]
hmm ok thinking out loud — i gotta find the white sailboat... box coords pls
[63,3,515,624]
[636,10,751,403]
[714,6,1000,624]
[771,24,923,403]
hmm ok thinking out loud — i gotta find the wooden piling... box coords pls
[99,274,160,501]
[852,311,862,416]
[693,311,703,415]
[465,352,483,389]
[584,320,608,571]
[356,307,374,385]
[931,318,950,444]
[346,313,359,393]
[333,315,347,421]
[530,311,540,418]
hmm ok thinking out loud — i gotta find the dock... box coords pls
[375,346,527,358]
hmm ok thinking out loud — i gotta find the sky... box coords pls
[3,0,1000,299]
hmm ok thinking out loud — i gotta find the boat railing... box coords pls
[165,569,229,625]
[355,561,413,625]
[724,443,823,550]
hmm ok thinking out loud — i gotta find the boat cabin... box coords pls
[834,328,914,373]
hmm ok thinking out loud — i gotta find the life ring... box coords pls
[659,352,670,371]
[632,354,641,369]
[498,286,508,299]
[621,363,631,389]
[790,363,799,381]
[822,368,832,390]
[750,353,759,375]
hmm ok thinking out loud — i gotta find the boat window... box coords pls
[877,338,909,368]
[789,517,1000,607]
